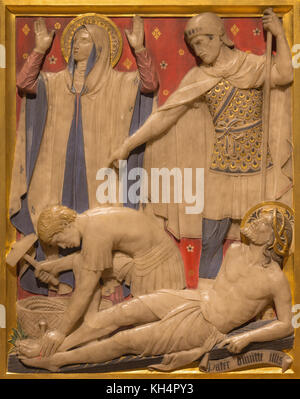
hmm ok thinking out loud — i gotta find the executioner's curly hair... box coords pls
[37,205,77,244]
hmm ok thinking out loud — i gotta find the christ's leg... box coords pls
[20,322,156,372]
[59,297,158,351]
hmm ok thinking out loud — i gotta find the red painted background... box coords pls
[15,16,266,298]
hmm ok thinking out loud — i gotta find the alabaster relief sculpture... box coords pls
[7,9,295,374]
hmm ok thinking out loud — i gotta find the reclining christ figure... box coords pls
[17,203,294,372]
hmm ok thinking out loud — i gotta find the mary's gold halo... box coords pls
[61,13,123,67]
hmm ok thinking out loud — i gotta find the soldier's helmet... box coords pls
[184,13,234,47]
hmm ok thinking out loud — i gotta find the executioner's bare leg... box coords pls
[20,321,157,372]
[58,297,158,351]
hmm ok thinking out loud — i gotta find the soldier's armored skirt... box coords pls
[203,79,275,220]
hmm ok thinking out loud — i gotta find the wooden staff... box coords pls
[260,29,273,201]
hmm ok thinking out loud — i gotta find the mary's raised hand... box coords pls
[34,18,55,54]
[125,15,145,52]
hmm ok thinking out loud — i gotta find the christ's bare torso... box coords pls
[201,242,282,334]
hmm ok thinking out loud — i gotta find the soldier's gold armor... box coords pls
[204,79,273,174]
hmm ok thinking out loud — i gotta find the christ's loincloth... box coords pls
[114,289,225,371]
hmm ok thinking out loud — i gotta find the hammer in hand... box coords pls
[6,233,60,287]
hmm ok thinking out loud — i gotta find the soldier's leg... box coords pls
[59,297,158,351]
[199,218,231,279]
[20,322,157,372]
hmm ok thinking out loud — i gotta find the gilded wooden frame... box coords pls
[0,0,300,380]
